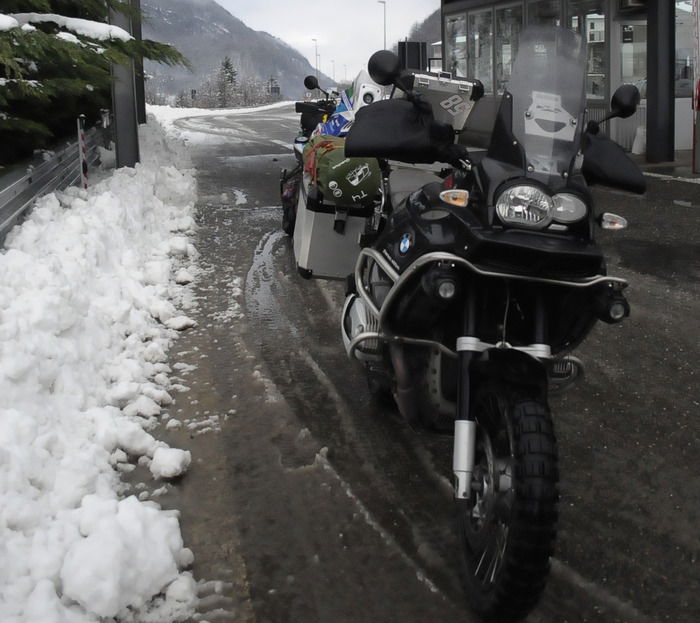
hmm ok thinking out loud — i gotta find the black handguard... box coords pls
[581,132,646,194]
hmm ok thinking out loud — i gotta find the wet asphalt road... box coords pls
[153,105,699,623]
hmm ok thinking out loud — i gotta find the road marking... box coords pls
[313,449,444,597]
[269,139,293,151]
[549,558,657,623]
[644,171,700,184]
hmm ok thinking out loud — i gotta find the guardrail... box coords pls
[0,129,102,244]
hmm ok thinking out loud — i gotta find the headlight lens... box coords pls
[496,185,553,229]
[552,193,587,223]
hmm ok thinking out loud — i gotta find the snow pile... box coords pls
[0,116,198,621]
[150,447,192,479]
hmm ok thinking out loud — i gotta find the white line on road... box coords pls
[644,171,700,184]
[269,139,293,150]
[549,558,657,623]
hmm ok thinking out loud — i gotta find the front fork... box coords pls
[453,286,477,500]
[452,287,549,499]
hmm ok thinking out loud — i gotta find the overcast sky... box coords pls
[214,0,440,83]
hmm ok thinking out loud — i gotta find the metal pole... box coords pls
[312,38,318,79]
[131,0,146,125]
[378,1,387,49]
[77,115,88,189]
[331,60,335,82]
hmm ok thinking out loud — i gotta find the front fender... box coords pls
[470,347,548,400]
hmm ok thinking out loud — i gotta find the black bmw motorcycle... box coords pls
[341,26,645,622]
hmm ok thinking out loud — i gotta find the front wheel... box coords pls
[282,199,296,236]
[280,167,300,236]
[457,385,558,622]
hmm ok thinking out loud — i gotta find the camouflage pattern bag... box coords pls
[304,135,380,208]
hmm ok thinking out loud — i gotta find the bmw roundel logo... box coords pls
[399,233,413,255]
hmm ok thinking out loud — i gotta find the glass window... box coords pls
[444,14,468,77]
[567,0,606,99]
[676,0,693,97]
[495,5,524,93]
[468,9,494,93]
[528,0,561,26]
[620,24,646,97]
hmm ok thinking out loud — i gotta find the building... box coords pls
[440,0,694,160]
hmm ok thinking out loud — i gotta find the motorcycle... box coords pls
[281,73,384,239]
[341,25,645,621]
[288,73,385,279]
[280,75,337,235]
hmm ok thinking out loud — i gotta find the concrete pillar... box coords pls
[131,0,147,125]
[109,5,140,168]
[646,0,676,162]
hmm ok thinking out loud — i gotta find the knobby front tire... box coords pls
[457,385,559,622]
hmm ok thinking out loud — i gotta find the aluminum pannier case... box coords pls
[398,72,481,131]
[293,135,381,280]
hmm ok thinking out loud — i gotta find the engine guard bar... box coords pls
[345,329,554,362]
[345,330,460,360]
[345,327,584,395]
[354,248,628,326]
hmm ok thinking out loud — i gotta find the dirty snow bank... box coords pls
[0,116,199,621]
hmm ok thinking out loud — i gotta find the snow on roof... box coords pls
[0,13,19,31]
[11,13,133,41]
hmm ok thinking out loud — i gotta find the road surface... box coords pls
[146,104,700,623]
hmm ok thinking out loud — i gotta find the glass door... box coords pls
[567,0,607,100]
[444,14,468,77]
[468,9,494,93]
[620,22,647,98]
[495,4,524,93]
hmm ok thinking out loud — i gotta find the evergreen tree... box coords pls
[221,56,236,86]
[187,58,281,111]
[216,59,233,108]
[0,1,187,164]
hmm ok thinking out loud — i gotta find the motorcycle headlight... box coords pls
[496,185,553,229]
[552,193,588,223]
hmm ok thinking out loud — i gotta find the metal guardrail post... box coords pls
[78,114,89,189]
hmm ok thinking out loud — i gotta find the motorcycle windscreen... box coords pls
[507,26,587,185]
[344,98,451,164]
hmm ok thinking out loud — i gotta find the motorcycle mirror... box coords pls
[609,84,640,119]
[304,75,319,91]
[368,50,402,87]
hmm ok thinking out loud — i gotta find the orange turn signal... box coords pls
[439,189,469,207]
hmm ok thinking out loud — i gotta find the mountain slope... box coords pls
[405,9,441,47]
[142,0,329,99]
